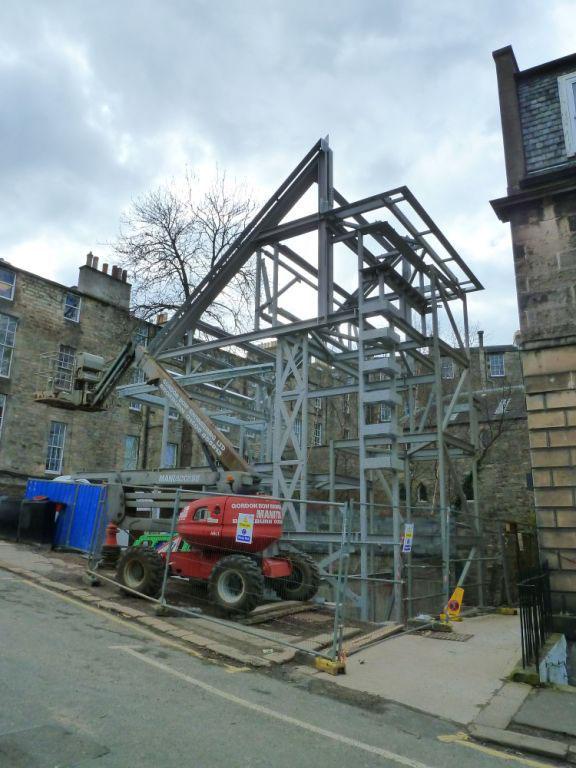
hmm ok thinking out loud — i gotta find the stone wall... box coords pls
[492,46,576,631]
[524,345,576,614]
[474,418,534,528]
[510,192,576,346]
[300,344,534,530]
[0,261,180,497]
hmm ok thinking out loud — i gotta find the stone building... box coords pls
[0,255,182,496]
[492,46,576,630]
[309,336,534,528]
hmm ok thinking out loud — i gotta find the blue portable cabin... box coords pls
[24,478,108,554]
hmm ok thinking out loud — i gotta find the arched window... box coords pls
[417,483,428,502]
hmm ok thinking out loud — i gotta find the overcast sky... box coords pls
[1,0,573,344]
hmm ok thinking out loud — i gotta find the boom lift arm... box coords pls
[85,339,258,489]
[38,140,331,490]
[134,346,254,475]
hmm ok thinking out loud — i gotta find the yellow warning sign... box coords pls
[446,587,464,619]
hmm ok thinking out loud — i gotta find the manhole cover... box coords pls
[0,724,109,767]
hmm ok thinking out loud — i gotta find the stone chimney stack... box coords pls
[77,254,131,309]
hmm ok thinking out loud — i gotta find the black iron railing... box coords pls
[518,565,552,669]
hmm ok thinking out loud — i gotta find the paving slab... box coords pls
[178,615,296,647]
[513,687,576,738]
[469,724,568,760]
[295,627,361,652]
[0,544,75,575]
[326,614,522,725]
[474,682,532,729]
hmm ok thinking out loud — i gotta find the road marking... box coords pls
[118,646,434,768]
[108,644,145,650]
[438,733,556,767]
[15,577,247,674]
[104,643,262,677]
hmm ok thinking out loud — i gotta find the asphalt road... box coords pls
[0,568,555,768]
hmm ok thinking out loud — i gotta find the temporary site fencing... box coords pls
[87,486,353,664]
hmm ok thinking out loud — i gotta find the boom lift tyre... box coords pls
[273,551,320,602]
[115,496,320,615]
[116,546,165,598]
[208,554,264,614]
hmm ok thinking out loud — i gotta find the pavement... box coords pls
[327,614,523,725]
[513,687,576,738]
[3,539,576,765]
[0,540,365,667]
[1,568,569,768]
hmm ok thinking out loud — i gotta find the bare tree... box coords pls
[476,376,516,465]
[113,170,257,331]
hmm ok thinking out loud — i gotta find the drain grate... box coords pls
[415,630,473,642]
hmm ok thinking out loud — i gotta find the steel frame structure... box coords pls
[118,138,484,621]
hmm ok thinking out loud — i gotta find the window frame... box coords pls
[55,344,76,391]
[45,421,67,474]
[558,72,576,157]
[0,393,6,438]
[0,268,16,302]
[488,352,505,378]
[164,441,178,468]
[313,420,322,447]
[63,292,81,323]
[440,357,455,380]
[0,313,17,379]
[123,434,140,470]
[379,402,392,423]
[133,324,149,348]
[129,367,146,412]
[168,407,179,421]
[494,397,512,416]
[293,417,302,443]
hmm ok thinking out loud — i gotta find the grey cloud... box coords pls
[0,0,569,342]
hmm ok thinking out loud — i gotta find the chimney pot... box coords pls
[111,266,118,279]
[86,252,94,267]
[92,256,99,269]
[121,269,128,283]
[102,263,109,274]
[478,330,484,348]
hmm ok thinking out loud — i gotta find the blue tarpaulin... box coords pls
[24,479,107,553]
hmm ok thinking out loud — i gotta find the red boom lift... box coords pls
[116,494,319,614]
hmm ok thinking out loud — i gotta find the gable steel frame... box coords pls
[120,138,484,622]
